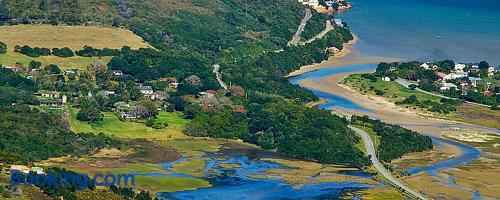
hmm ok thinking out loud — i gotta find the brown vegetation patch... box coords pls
[41,140,180,172]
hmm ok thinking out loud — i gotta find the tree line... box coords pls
[351,115,433,162]
[13,45,122,58]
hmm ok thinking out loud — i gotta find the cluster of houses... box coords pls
[420,62,498,95]
[4,64,249,119]
[298,0,352,13]
[35,91,67,107]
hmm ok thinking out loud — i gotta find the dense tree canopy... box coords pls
[351,116,433,162]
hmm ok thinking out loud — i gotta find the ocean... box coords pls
[336,0,500,64]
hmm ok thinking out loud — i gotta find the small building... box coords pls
[9,165,30,174]
[121,111,138,119]
[139,86,154,96]
[454,63,466,72]
[488,67,496,77]
[35,91,60,98]
[382,77,391,82]
[444,72,468,80]
[420,63,430,70]
[64,69,80,76]
[39,99,64,107]
[468,77,481,88]
[109,70,124,76]
[98,90,116,96]
[4,65,26,73]
[334,18,343,27]
[233,106,246,113]
[437,72,448,79]
[483,91,493,96]
[440,82,458,90]
[168,82,179,89]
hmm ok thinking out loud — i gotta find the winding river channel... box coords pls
[289,64,486,174]
[154,64,496,200]
[289,64,500,199]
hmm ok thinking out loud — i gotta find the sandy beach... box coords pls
[286,35,400,77]
[299,73,497,136]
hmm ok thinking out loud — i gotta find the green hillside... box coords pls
[0,0,368,167]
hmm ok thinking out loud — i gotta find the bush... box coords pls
[374,89,385,96]
[0,41,6,54]
[45,64,61,74]
[76,98,103,122]
[15,45,51,57]
[398,95,418,104]
[145,119,154,127]
[361,74,377,82]
[152,121,168,129]
[52,47,74,57]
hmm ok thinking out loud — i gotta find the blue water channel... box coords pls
[289,64,378,112]
[157,156,373,200]
[288,64,486,176]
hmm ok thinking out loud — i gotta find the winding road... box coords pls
[349,125,429,200]
[288,9,312,46]
[305,20,333,44]
[213,64,228,90]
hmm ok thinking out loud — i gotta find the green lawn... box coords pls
[344,74,500,129]
[134,176,211,193]
[170,158,208,177]
[0,51,112,70]
[69,108,189,140]
[161,139,223,157]
[343,74,441,103]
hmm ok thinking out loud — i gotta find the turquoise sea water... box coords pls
[337,0,500,64]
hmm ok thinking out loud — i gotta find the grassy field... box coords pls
[0,24,150,50]
[170,158,208,177]
[69,108,189,140]
[343,74,441,103]
[134,176,211,194]
[0,24,150,69]
[0,51,112,70]
[451,104,500,129]
[344,74,500,129]
[161,139,223,157]
[259,158,370,185]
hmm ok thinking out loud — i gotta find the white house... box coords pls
[382,77,391,82]
[440,83,458,90]
[468,77,481,88]
[454,64,466,72]
[488,67,496,77]
[139,86,154,96]
[109,70,124,76]
[420,63,430,70]
[444,72,468,80]
[334,19,343,27]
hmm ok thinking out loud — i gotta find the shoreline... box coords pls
[298,73,498,137]
[286,34,400,77]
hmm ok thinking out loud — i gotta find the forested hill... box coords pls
[0,0,308,61]
[0,1,370,167]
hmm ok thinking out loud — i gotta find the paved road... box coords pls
[213,64,228,90]
[395,78,491,108]
[288,9,312,46]
[305,20,333,44]
[349,125,429,200]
